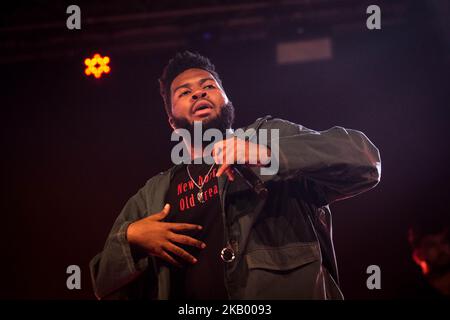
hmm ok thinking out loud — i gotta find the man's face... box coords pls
[169,68,231,131]
[413,231,450,274]
[415,232,450,272]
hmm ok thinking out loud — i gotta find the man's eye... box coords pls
[179,91,190,97]
[204,85,215,89]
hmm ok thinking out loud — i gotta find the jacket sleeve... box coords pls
[89,179,156,300]
[260,118,381,205]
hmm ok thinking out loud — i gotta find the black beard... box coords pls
[171,101,235,137]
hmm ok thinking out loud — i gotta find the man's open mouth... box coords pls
[193,102,213,114]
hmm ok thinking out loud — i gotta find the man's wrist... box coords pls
[257,144,271,167]
[126,222,137,245]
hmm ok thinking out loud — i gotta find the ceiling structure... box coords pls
[1,0,446,64]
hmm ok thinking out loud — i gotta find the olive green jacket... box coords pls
[90,116,381,300]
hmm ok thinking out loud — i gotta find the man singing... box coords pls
[90,51,381,300]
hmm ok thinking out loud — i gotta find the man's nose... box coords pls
[192,91,207,100]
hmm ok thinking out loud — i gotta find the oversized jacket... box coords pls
[90,116,381,300]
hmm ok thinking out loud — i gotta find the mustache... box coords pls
[171,101,235,134]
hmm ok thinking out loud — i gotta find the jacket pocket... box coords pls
[246,242,320,271]
[241,242,324,299]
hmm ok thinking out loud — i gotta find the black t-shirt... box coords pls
[164,163,228,300]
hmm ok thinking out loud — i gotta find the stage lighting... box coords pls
[84,53,111,78]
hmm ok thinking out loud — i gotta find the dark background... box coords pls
[1,0,449,299]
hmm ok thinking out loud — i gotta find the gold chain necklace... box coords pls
[186,163,215,203]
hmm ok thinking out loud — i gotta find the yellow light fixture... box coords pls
[84,53,111,78]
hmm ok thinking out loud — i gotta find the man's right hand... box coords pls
[126,204,205,268]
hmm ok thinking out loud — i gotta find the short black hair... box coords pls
[158,51,224,116]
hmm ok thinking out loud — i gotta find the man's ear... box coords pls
[168,116,176,130]
[222,92,230,105]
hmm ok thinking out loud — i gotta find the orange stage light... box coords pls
[84,53,111,79]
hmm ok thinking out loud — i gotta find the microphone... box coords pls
[231,165,268,198]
